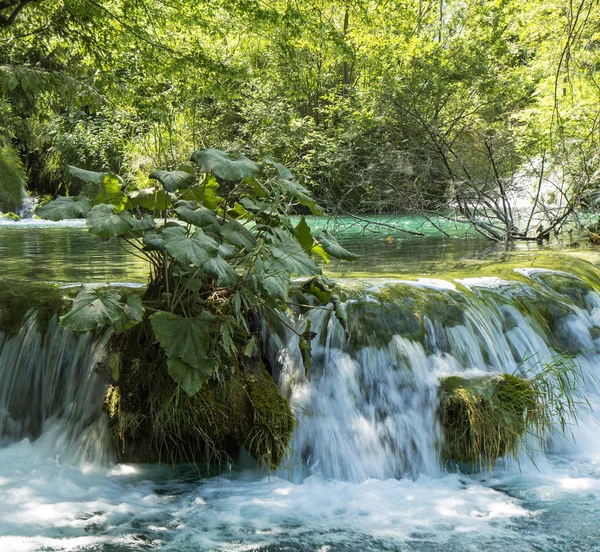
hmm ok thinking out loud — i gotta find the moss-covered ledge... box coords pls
[0,279,74,335]
[102,322,295,470]
[438,373,540,472]
[438,364,582,472]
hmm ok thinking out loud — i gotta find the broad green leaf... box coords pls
[202,175,219,209]
[150,170,195,193]
[264,156,294,180]
[316,231,358,261]
[129,214,156,233]
[306,281,331,304]
[218,243,237,259]
[93,174,126,209]
[68,165,124,185]
[174,205,219,228]
[36,195,92,221]
[312,245,330,263]
[239,196,273,215]
[269,235,320,276]
[295,216,313,252]
[243,336,258,358]
[167,357,216,396]
[191,148,260,181]
[60,284,123,332]
[244,175,269,198]
[278,179,325,215]
[143,230,165,252]
[150,310,214,366]
[255,258,289,302]
[163,225,218,266]
[86,204,134,238]
[232,201,252,220]
[129,187,169,211]
[115,293,145,334]
[204,255,238,287]
[221,220,256,250]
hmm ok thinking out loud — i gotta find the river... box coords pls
[0,216,599,551]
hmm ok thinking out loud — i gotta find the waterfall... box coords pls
[0,312,112,464]
[269,269,600,482]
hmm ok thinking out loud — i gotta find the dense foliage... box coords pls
[37,147,354,395]
[2,0,600,239]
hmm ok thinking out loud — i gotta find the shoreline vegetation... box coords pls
[1,1,600,242]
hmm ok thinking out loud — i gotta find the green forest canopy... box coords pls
[1,0,599,238]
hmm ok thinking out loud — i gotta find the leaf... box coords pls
[221,220,256,250]
[255,258,289,302]
[129,214,156,233]
[180,176,221,209]
[86,204,134,239]
[264,156,294,180]
[243,336,258,358]
[204,255,238,287]
[278,179,325,215]
[143,230,165,252]
[129,187,170,211]
[150,170,196,193]
[316,231,358,261]
[167,357,216,396]
[115,293,145,334]
[295,216,313,252]
[36,195,92,221]
[312,245,330,263]
[150,310,214,367]
[60,285,123,332]
[218,243,237,259]
[191,148,260,181]
[269,235,320,276]
[68,166,123,185]
[244,175,269,198]
[174,205,219,228]
[163,225,218,266]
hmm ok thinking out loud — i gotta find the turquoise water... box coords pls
[2,217,600,551]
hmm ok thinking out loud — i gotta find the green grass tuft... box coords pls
[0,144,26,213]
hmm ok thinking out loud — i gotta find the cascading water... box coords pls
[270,269,600,486]
[0,312,112,463]
[2,265,600,550]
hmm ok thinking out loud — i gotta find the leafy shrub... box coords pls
[37,148,355,396]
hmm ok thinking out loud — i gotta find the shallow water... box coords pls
[2,217,600,551]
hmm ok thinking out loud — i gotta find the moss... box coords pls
[0,144,25,213]
[439,373,538,471]
[104,321,294,470]
[0,279,74,335]
[1,212,20,221]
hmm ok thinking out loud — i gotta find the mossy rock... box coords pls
[439,373,538,471]
[0,279,74,335]
[104,322,294,469]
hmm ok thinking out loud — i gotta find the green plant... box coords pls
[439,357,585,472]
[37,147,355,397]
[0,143,25,213]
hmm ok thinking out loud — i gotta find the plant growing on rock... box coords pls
[438,357,584,472]
[37,148,356,466]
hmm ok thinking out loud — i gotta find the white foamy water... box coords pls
[2,269,600,550]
